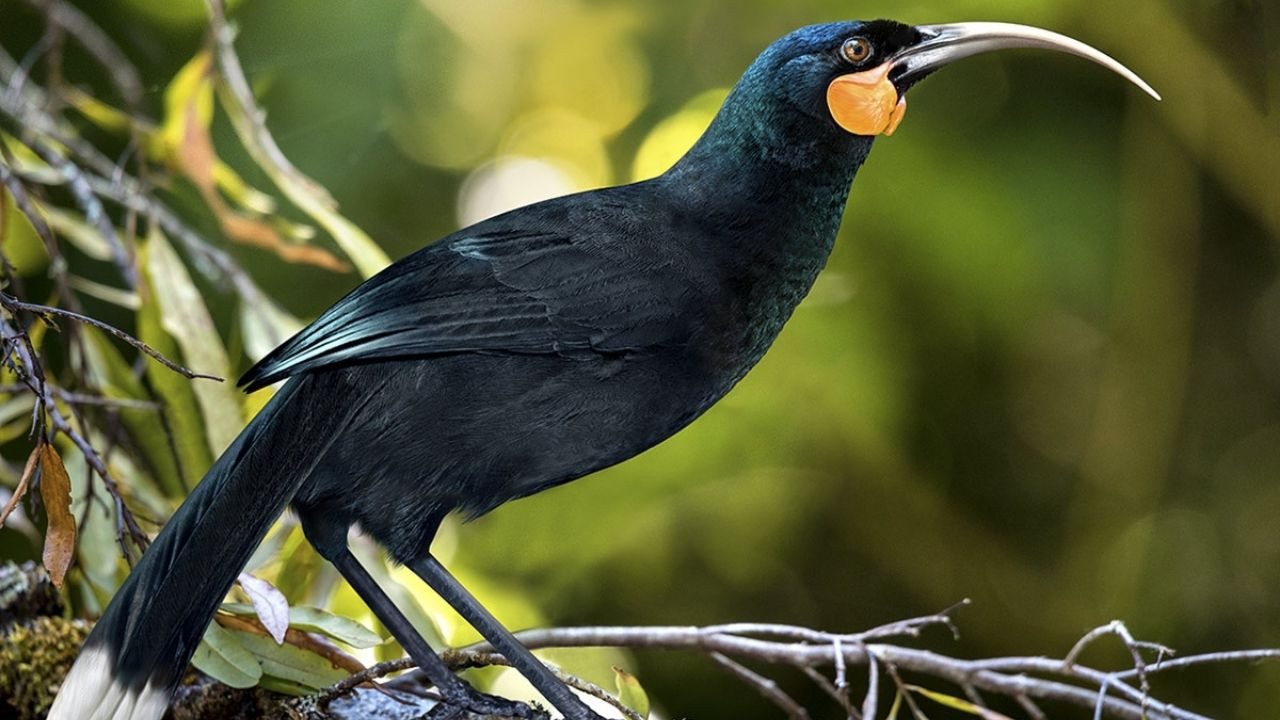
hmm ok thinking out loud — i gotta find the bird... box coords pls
[50,18,1157,720]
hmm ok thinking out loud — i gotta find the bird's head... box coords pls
[704,19,1158,168]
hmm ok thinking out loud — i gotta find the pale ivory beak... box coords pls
[894,22,1160,100]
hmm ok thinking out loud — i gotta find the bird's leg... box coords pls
[409,554,605,720]
[327,549,543,719]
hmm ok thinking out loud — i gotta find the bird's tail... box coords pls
[49,376,345,720]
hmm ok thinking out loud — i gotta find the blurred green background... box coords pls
[1,0,1277,717]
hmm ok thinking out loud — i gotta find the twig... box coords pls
[802,665,858,719]
[306,611,1277,720]
[0,316,151,561]
[0,67,264,300]
[0,383,160,410]
[214,612,366,676]
[0,293,223,381]
[881,660,927,720]
[16,0,143,109]
[22,133,136,288]
[1016,693,1047,720]
[709,652,809,720]
[1116,649,1280,678]
[311,658,416,705]
[855,599,969,643]
[477,626,1229,720]
[204,0,390,278]
[862,650,880,720]
[1065,619,1173,705]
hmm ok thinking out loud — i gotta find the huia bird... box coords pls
[51,18,1157,720]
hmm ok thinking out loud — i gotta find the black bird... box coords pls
[51,19,1157,720]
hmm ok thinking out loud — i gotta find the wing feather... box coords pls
[238,219,696,391]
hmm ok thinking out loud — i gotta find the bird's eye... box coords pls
[841,37,873,64]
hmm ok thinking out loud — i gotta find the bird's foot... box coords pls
[428,683,550,720]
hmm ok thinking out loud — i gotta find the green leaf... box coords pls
[80,326,189,497]
[257,675,323,697]
[136,253,214,488]
[0,175,50,275]
[229,629,347,692]
[63,447,121,611]
[67,276,140,309]
[220,603,385,649]
[144,227,243,455]
[213,161,277,215]
[239,295,304,363]
[43,206,115,261]
[193,622,262,689]
[286,606,385,649]
[613,667,650,719]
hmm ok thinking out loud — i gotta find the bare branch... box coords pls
[709,652,809,720]
[0,293,223,381]
[0,65,266,302]
[21,133,136,288]
[204,0,390,278]
[16,0,143,110]
[0,316,151,562]
[861,650,879,720]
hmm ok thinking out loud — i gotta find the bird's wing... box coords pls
[238,224,696,391]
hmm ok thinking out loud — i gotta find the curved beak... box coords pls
[892,22,1161,101]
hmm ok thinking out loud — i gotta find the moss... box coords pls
[0,615,91,720]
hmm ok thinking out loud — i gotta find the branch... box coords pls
[0,60,266,301]
[0,316,151,562]
[710,651,809,720]
[16,0,143,110]
[302,609,1279,720]
[204,0,390,278]
[0,293,223,381]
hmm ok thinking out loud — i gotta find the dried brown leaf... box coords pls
[218,213,350,273]
[165,53,350,274]
[38,444,76,587]
[178,89,218,198]
[0,446,41,527]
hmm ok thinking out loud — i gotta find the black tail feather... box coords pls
[49,376,356,720]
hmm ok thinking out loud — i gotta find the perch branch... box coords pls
[311,612,1278,720]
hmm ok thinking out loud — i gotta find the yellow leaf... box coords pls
[64,86,140,135]
[154,51,214,162]
[158,52,350,273]
[908,685,1016,720]
[213,161,276,214]
[612,666,650,719]
[38,444,76,588]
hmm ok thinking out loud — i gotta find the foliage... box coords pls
[0,0,1276,717]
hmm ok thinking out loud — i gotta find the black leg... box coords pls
[409,554,603,720]
[328,549,541,719]
[328,549,460,691]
